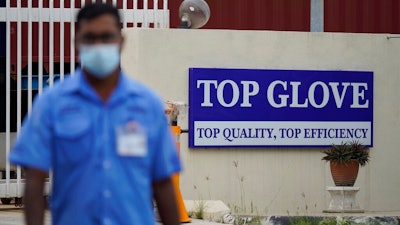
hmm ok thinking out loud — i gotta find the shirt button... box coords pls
[103,190,111,198]
[103,161,111,169]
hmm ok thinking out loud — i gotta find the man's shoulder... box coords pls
[52,74,79,93]
[32,74,78,106]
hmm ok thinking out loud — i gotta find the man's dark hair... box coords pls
[77,3,121,30]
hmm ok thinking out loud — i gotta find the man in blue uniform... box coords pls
[9,3,181,225]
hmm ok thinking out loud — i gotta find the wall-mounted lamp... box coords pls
[179,0,210,29]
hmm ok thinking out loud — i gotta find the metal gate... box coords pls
[0,0,169,204]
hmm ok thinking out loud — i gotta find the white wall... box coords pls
[121,29,400,215]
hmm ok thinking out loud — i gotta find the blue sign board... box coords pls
[189,68,373,148]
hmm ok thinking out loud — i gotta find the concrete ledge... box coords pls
[184,200,230,222]
[262,215,400,225]
[323,209,365,213]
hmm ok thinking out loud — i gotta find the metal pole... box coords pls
[154,0,159,28]
[134,0,138,27]
[70,0,75,76]
[39,0,44,93]
[310,0,324,32]
[60,0,65,81]
[5,0,11,199]
[49,0,54,84]
[122,0,127,28]
[144,0,148,27]
[28,0,33,114]
[163,0,169,28]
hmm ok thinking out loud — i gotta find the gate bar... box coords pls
[70,0,75,76]
[38,0,44,94]
[154,0,158,28]
[49,0,54,85]
[60,0,65,81]
[163,0,168,29]
[143,0,148,27]
[134,0,138,27]
[122,0,127,28]
[28,0,33,114]
[16,0,23,197]
[5,0,11,197]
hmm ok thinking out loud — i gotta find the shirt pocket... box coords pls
[54,113,92,164]
[116,117,151,172]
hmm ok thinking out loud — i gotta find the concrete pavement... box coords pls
[3,204,400,225]
[0,205,51,225]
[0,204,223,225]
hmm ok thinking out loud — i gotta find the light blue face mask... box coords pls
[79,44,120,79]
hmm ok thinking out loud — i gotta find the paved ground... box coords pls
[0,205,51,225]
[2,204,400,225]
[0,204,223,225]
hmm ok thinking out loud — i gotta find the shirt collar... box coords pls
[61,68,141,103]
[110,71,142,104]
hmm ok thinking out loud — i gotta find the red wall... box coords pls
[169,0,400,34]
[324,0,400,34]
[169,0,311,31]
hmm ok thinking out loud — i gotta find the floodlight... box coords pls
[179,0,210,29]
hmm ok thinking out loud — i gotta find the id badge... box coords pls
[116,121,147,157]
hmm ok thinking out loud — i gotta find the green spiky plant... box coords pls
[322,140,370,166]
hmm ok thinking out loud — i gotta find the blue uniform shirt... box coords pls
[9,69,181,225]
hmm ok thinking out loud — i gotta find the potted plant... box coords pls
[322,140,370,186]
